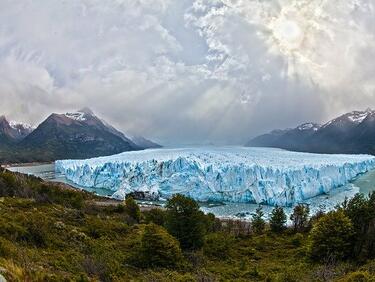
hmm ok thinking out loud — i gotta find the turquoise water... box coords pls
[352,169,375,195]
[7,163,375,219]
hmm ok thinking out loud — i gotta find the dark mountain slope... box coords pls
[19,109,139,160]
[247,109,375,155]
[130,135,162,149]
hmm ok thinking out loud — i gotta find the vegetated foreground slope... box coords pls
[1,168,375,281]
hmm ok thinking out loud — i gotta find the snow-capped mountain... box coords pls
[0,108,161,163]
[0,116,18,143]
[0,116,34,143]
[64,108,161,149]
[19,108,140,160]
[247,109,375,155]
[9,121,35,140]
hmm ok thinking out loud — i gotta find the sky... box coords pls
[0,0,374,145]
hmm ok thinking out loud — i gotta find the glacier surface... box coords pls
[55,147,375,206]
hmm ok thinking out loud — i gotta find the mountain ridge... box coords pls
[0,109,161,163]
[247,109,375,155]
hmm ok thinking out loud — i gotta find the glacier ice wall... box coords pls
[55,147,375,206]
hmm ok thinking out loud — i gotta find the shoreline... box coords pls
[1,161,54,168]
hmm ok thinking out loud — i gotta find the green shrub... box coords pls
[143,208,166,226]
[309,210,354,261]
[203,232,234,259]
[165,194,206,250]
[0,238,16,258]
[291,233,304,247]
[139,223,183,268]
[269,206,287,233]
[339,271,375,282]
[22,219,49,247]
[124,196,141,223]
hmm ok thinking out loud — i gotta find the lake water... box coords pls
[8,162,375,219]
[8,163,113,197]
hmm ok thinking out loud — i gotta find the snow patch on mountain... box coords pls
[9,121,35,131]
[297,123,320,131]
[55,147,375,206]
[347,109,374,123]
[64,112,87,121]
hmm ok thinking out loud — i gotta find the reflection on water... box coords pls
[7,163,375,219]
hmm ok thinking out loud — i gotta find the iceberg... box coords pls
[55,147,375,206]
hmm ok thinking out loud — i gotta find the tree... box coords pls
[290,204,310,232]
[309,210,354,261]
[252,205,265,234]
[269,206,287,233]
[165,194,206,250]
[342,192,375,260]
[139,223,183,268]
[124,196,141,223]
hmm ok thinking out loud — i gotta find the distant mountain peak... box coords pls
[322,108,375,128]
[0,115,8,123]
[0,116,34,142]
[64,108,96,122]
[247,108,375,155]
[9,121,34,131]
[129,135,162,149]
[64,112,87,121]
[346,109,375,123]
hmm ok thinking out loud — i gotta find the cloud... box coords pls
[0,0,374,144]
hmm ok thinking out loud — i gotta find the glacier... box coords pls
[55,147,375,206]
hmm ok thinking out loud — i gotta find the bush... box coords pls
[124,196,141,223]
[0,238,16,258]
[204,213,221,233]
[203,232,234,259]
[165,194,206,250]
[252,205,265,234]
[291,233,304,247]
[143,208,166,226]
[339,271,375,282]
[309,210,354,261]
[139,223,183,268]
[269,206,287,233]
[22,219,49,247]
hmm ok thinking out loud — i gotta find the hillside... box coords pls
[0,109,161,163]
[247,109,375,155]
[0,169,375,281]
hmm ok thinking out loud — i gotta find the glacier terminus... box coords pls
[55,147,375,206]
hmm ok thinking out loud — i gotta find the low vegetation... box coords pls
[0,167,375,281]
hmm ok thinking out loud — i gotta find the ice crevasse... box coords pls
[55,147,375,206]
